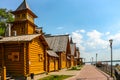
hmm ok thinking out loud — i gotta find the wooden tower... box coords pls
[11,0,37,36]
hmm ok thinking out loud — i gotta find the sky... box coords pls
[1,0,120,62]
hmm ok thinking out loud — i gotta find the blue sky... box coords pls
[1,0,120,62]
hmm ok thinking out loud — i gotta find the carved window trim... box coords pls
[38,54,43,62]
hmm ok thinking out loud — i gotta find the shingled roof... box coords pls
[0,34,49,48]
[45,35,69,52]
[47,50,59,57]
[0,34,41,43]
[70,43,76,56]
[16,0,30,11]
[12,0,37,18]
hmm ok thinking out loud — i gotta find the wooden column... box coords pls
[1,44,6,80]
[2,66,6,80]
[54,57,56,71]
[23,43,27,76]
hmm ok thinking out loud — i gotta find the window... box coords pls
[8,52,19,61]
[38,54,43,62]
[22,14,26,18]
[21,27,24,34]
[16,14,20,18]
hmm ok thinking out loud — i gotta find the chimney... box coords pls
[13,31,17,36]
[8,24,11,37]
[5,23,12,37]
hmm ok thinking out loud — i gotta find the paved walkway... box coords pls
[66,65,113,80]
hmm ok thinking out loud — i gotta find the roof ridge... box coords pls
[45,34,69,37]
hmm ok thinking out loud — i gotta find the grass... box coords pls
[68,65,83,70]
[39,75,72,80]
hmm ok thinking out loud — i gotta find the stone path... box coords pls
[66,65,113,80]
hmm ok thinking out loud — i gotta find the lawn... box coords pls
[39,75,72,80]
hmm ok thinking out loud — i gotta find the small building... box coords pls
[46,50,59,72]
[0,34,49,77]
[0,0,50,78]
[45,35,71,70]
[76,47,82,65]
[70,43,76,67]
[69,37,77,67]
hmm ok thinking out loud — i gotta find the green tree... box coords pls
[0,8,14,36]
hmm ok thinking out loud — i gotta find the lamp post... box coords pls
[109,39,113,77]
[96,53,97,67]
[92,57,93,65]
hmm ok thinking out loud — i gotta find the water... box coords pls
[108,62,120,66]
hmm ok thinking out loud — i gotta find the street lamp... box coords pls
[96,53,97,67]
[92,57,93,65]
[109,39,113,77]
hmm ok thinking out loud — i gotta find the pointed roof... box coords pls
[16,0,30,11]
[70,37,73,44]
[45,35,69,52]
[12,0,37,18]
[70,43,76,56]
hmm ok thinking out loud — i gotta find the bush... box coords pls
[71,66,77,70]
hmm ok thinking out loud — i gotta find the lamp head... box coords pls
[109,39,113,44]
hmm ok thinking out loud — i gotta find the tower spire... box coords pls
[70,37,73,44]
[16,0,30,11]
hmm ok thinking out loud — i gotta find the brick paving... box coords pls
[28,65,114,80]
[66,65,113,80]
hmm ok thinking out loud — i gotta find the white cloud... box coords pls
[86,30,108,51]
[80,29,86,33]
[71,31,85,51]
[87,30,102,39]
[105,32,110,35]
[56,27,64,30]
[71,29,120,62]
[75,29,86,33]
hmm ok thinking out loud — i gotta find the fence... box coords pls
[114,68,120,80]
[97,64,116,80]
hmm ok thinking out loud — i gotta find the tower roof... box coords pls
[12,0,37,18]
[16,0,30,11]
[70,37,73,44]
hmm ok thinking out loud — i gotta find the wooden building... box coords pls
[70,43,76,67]
[74,47,80,66]
[69,37,76,67]
[46,50,59,72]
[45,35,71,70]
[0,0,50,78]
[0,34,49,77]
[75,47,82,65]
